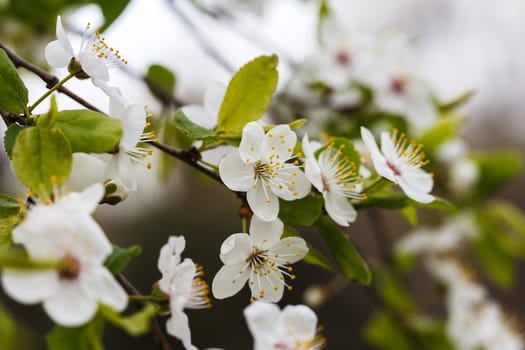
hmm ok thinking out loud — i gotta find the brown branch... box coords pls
[116,273,173,350]
[0,42,102,113]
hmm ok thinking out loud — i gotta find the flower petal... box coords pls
[270,237,308,264]
[45,40,72,68]
[204,81,227,119]
[239,122,266,162]
[219,154,254,192]
[2,269,60,304]
[398,176,435,203]
[55,16,74,57]
[249,269,285,302]
[360,127,395,181]
[166,308,197,350]
[105,152,137,191]
[78,51,109,82]
[323,191,357,226]
[262,124,296,160]
[247,184,279,222]
[249,216,283,245]
[380,131,397,160]
[158,236,186,274]
[302,134,323,192]
[219,233,252,265]
[212,261,250,299]
[43,282,98,327]
[58,182,104,214]
[244,301,280,342]
[82,267,128,312]
[400,166,434,193]
[277,305,317,342]
[271,167,311,200]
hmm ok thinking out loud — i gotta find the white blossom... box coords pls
[360,126,434,203]
[244,301,325,350]
[212,216,308,302]
[220,122,311,221]
[45,16,127,84]
[1,183,127,327]
[157,236,210,350]
[302,134,363,226]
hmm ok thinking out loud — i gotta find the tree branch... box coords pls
[0,42,103,113]
[116,273,173,350]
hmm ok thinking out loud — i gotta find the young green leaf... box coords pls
[0,48,28,114]
[173,109,217,140]
[104,244,142,275]
[216,55,278,134]
[55,110,123,153]
[317,216,372,285]
[100,304,156,336]
[46,316,105,350]
[0,218,15,253]
[3,123,25,159]
[279,196,324,227]
[145,64,176,104]
[472,151,523,198]
[11,126,72,196]
[0,195,22,219]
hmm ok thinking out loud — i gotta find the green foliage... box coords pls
[0,49,28,114]
[373,268,415,313]
[436,90,475,114]
[3,124,25,159]
[145,64,176,104]
[0,218,15,252]
[0,302,16,350]
[55,110,122,153]
[173,109,216,140]
[46,315,105,350]
[283,226,334,271]
[364,312,412,350]
[317,216,372,284]
[472,151,523,198]
[11,125,72,196]
[279,196,324,227]
[100,304,156,336]
[104,244,142,274]
[400,206,418,226]
[216,55,278,135]
[0,195,21,219]
[418,116,463,159]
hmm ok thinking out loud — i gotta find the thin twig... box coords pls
[116,273,173,350]
[165,0,236,74]
[0,42,103,113]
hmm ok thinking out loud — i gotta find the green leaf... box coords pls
[216,55,278,134]
[0,218,15,253]
[283,226,334,271]
[104,244,141,275]
[0,195,21,219]
[11,126,72,196]
[437,90,475,114]
[418,116,463,158]
[279,196,324,227]
[55,110,122,153]
[0,48,28,114]
[415,197,457,213]
[472,151,523,198]
[487,200,525,242]
[400,206,417,226]
[0,302,16,350]
[288,118,307,130]
[473,211,516,288]
[145,64,176,104]
[47,316,105,350]
[3,123,25,159]
[317,216,372,284]
[173,109,217,140]
[100,304,155,336]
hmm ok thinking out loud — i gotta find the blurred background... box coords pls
[1,0,524,348]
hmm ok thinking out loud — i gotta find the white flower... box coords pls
[1,183,127,326]
[212,216,308,302]
[360,126,434,203]
[243,301,326,350]
[96,81,155,191]
[220,122,311,221]
[302,134,363,226]
[45,16,127,83]
[157,236,210,350]
[182,82,226,130]
[395,214,477,256]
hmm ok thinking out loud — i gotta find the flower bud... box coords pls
[101,179,128,205]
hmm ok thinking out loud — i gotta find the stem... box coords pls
[362,176,390,195]
[241,216,248,233]
[198,158,219,171]
[28,72,75,113]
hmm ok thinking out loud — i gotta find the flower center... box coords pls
[319,143,363,199]
[56,255,81,281]
[335,50,351,66]
[390,76,408,94]
[387,160,401,176]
